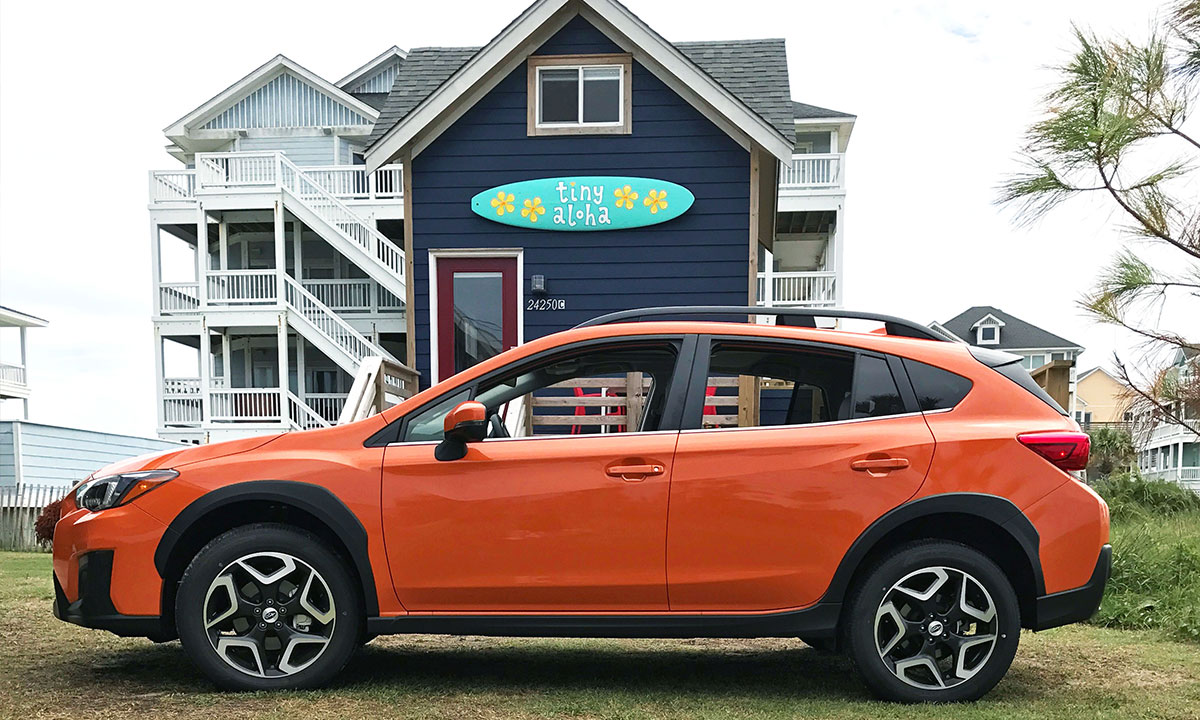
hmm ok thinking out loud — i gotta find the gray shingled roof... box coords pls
[939,306,1083,351]
[351,92,391,111]
[674,39,794,140]
[793,100,855,120]
[366,38,797,151]
[366,47,481,148]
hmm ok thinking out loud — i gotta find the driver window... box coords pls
[399,341,679,442]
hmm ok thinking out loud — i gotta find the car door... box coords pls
[666,337,935,611]
[380,337,692,613]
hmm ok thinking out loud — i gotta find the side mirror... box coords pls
[435,401,487,461]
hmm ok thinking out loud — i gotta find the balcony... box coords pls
[158,275,402,316]
[756,270,837,307]
[1143,467,1200,493]
[779,154,844,193]
[0,362,29,399]
[150,160,403,205]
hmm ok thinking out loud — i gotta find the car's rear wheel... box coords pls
[175,523,361,690]
[843,541,1020,703]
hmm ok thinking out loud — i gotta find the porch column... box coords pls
[274,202,286,304]
[199,324,211,427]
[195,204,208,307]
[832,206,845,308]
[277,315,289,427]
[218,216,228,271]
[762,249,774,306]
[296,338,307,402]
[292,221,302,280]
[153,328,165,432]
[19,326,28,420]
[149,218,162,316]
[221,332,231,383]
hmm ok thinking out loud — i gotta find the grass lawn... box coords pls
[3,551,1200,720]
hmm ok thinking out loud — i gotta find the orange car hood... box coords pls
[89,434,283,478]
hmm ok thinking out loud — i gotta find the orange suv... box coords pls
[52,308,1110,702]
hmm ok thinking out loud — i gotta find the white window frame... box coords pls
[977,325,999,345]
[527,54,632,136]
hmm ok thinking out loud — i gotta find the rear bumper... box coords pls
[52,549,168,639]
[1033,544,1112,631]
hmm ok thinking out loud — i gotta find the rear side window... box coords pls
[852,355,906,419]
[902,359,973,411]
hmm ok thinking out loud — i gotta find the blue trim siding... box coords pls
[410,16,750,385]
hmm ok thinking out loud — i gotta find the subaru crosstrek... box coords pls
[53,308,1110,702]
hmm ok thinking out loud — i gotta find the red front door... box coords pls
[436,257,518,382]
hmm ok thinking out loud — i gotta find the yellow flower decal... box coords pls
[644,189,668,214]
[521,196,546,223]
[490,190,514,216]
[613,185,639,210]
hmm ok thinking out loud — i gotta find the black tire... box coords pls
[175,523,362,690]
[842,540,1020,703]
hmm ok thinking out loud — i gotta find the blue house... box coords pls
[365,0,853,384]
[146,0,855,440]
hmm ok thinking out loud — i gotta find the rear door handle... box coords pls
[605,464,665,481]
[850,457,910,472]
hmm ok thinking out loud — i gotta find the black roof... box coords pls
[366,37,798,151]
[792,100,855,120]
[938,306,1083,351]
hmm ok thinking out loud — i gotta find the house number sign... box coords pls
[470,176,695,231]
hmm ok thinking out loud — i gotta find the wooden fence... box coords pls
[0,484,64,552]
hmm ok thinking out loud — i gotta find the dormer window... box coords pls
[977,325,999,344]
[528,55,632,136]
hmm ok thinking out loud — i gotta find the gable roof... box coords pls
[164,55,379,140]
[338,46,408,92]
[937,306,1084,351]
[792,100,856,120]
[1077,366,1123,384]
[363,0,796,170]
[673,39,793,140]
[365,47,482,148]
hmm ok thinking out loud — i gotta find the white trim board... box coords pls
[364,0,794,171]
[338,46,408,89]
[427,248,525,385]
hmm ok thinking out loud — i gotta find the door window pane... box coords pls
[582,66,620,122]
[539,68,579,123]
[453,272,504,374]
[703,343,855,428]
[852,355,905,419]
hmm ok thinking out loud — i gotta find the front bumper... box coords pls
[1033,544,1112,631]
[52,549,169,639]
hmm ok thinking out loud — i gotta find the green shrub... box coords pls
[1092,470,1200,522]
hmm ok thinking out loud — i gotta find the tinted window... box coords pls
[703,343,856,428]
[539,68,578,123]
[853,355,906,419]
[403,388,472,442]
[902,358,973,411]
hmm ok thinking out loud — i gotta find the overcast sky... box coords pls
[0,0,1187,438]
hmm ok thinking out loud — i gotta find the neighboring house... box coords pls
[932,306,1085,414]
[0,306,180,490]
[1074,366,1132,431]
[0,305,48,421]
[1135,347,1200,489]
[147,0,856,442]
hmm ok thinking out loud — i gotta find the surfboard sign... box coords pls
[470,176,694,231]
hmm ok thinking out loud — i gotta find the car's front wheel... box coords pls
[175,523,361,690]
[843,540,1020,703]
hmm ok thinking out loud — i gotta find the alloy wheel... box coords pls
[873,565,999,690]
[202,551,336,678]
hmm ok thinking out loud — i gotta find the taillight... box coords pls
[1017,431,1090,471]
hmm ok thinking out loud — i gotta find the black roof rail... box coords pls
[575,306,956,342]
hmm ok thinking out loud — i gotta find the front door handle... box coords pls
[850,457,910,473]
[605,464,665,481]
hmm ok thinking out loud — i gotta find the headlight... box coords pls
[75,470,178,512]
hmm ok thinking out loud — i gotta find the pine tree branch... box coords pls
[1097,163,1200,259]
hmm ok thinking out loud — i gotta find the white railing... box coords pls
[160,282,200,313]
[210,388,282,422]
[150,159,403,204]
[303,393,347,424]
[275,155,406,290]
[757,271,837,306]
[1143,467,1200,482]
[288,391,331,431]
[163,377,201,395]
[0,363,27,386]
[302,279,373,312]
[284,276,387,365]
[149,170,197,203]
[206,270,278,305]
[780,153,843,190]
[162,377,202,426]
